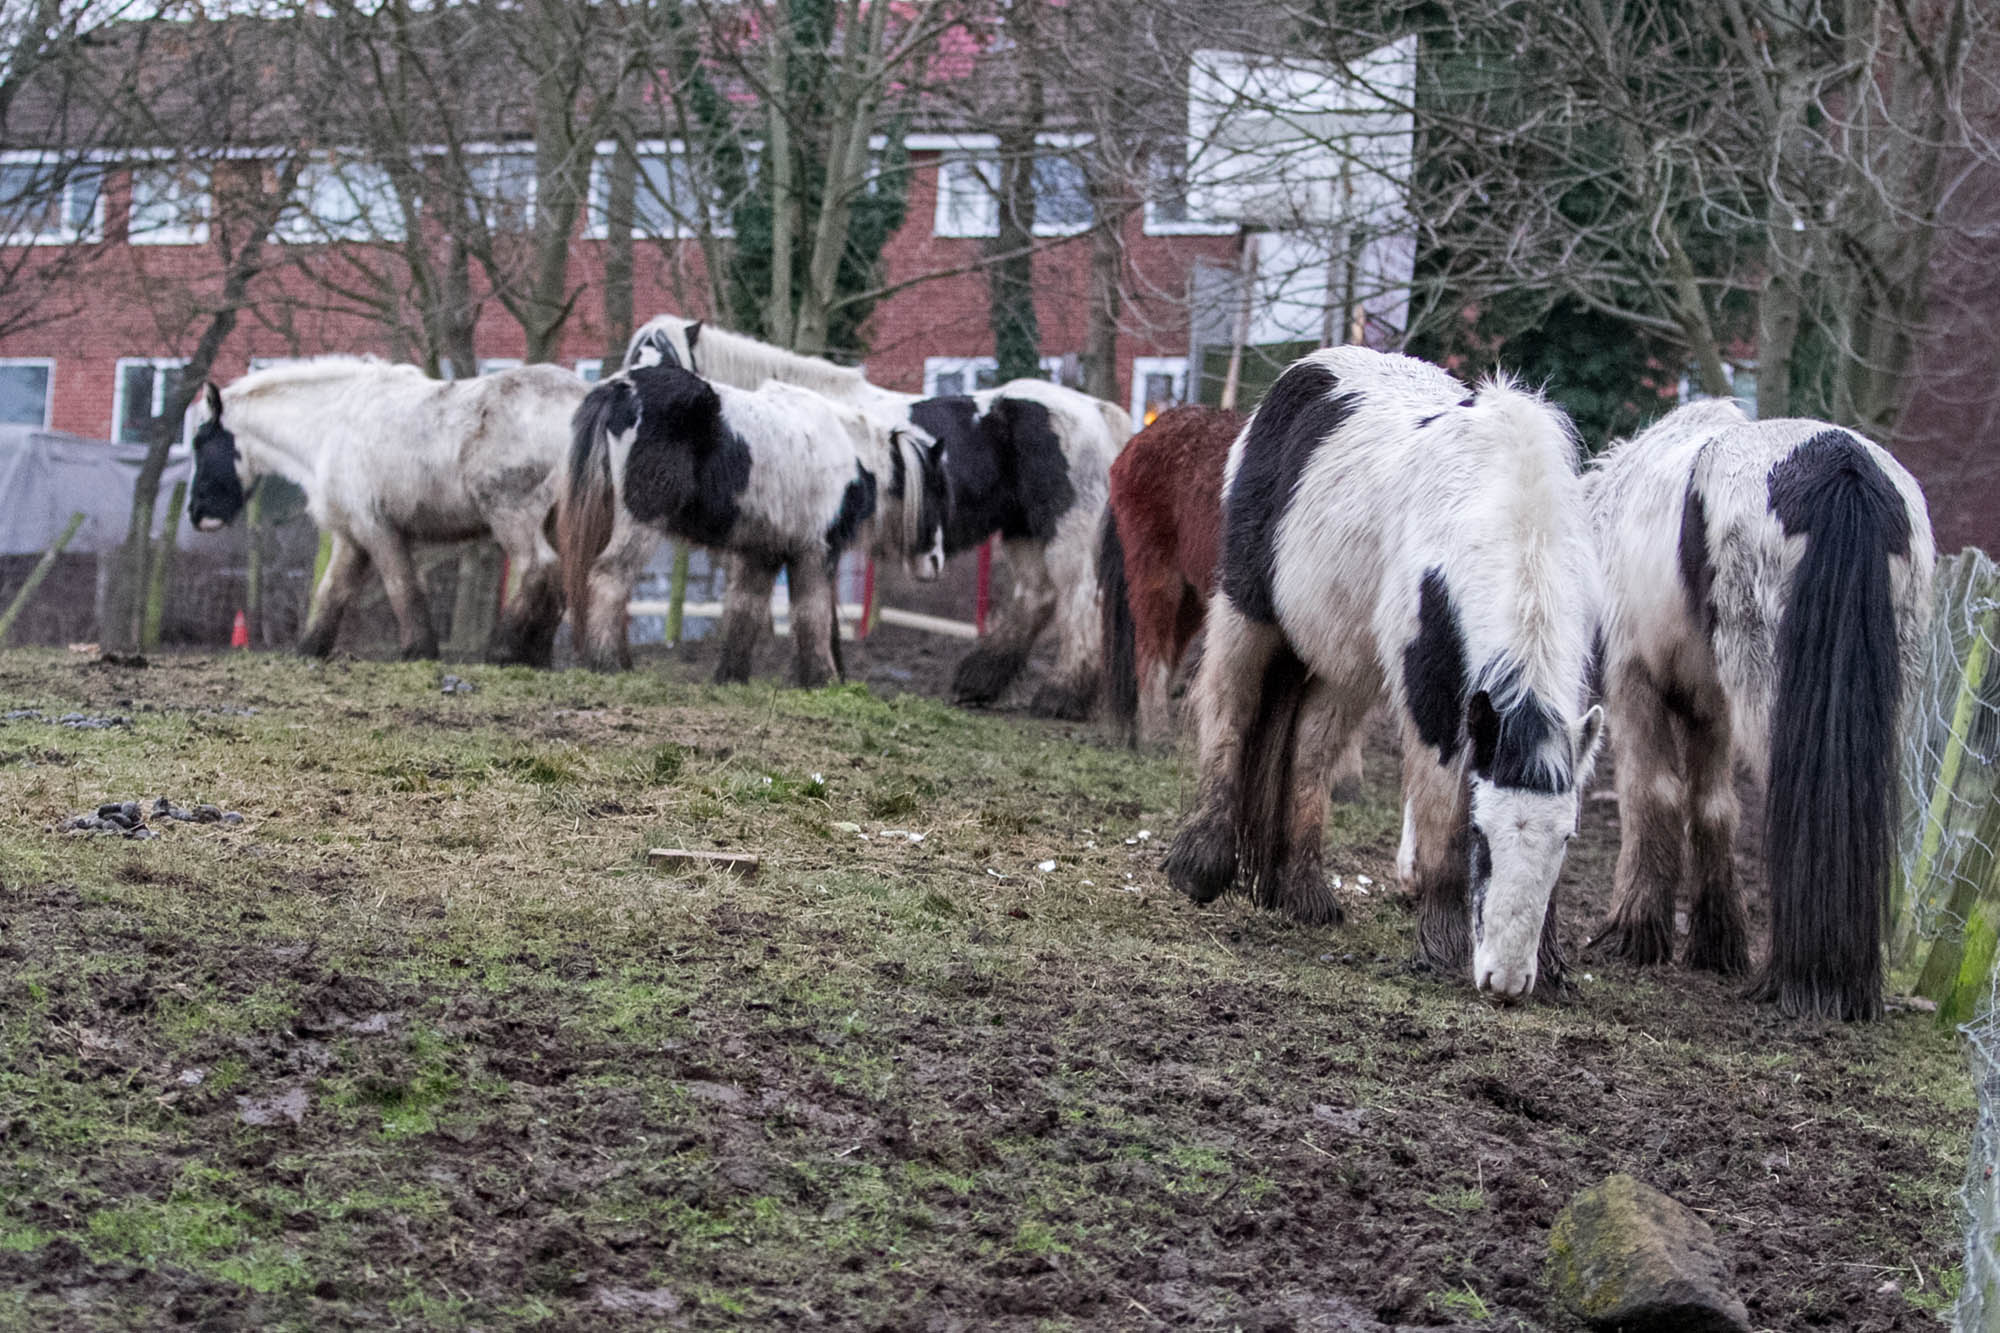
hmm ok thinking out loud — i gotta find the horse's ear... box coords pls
[1574,703,1606,776]
[202,381,223,422]
[1467,690,1500,775]
[685,321,702,354]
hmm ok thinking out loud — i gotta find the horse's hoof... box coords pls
[1587,916,1675,966]
[1682,928,1750,976]
[400,643,440,662]
[1282,869,1343,926]
[1165,818,1236,905]
[1030,682,1094,721]
[951,648,1023,707]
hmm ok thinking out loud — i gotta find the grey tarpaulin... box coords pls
[0,425,236,557]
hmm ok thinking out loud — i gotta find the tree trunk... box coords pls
[1082,170,1125,402]
[601,135,639,366]
[986,0,1044,385]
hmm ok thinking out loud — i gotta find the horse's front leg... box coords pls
[784,555,838,689]
[364,529,440,661]
[715,554,778,684]
[1164,596,1282,906]
[1402,713,1473,977]
[297,531,372,659]
[952,538,1056,708]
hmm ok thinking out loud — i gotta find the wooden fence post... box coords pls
[140,480,188,650]
[0,511,87,647]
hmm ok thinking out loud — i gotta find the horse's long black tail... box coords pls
[557,378,638,658]
[1756,431,1915,1021]
[1098,508,1140,745]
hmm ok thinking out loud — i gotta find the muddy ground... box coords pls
[0,639,1971,1331]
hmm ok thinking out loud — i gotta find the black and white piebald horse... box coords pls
[187,358,583,664]
[1587,398,1935,1021]
[557,364,947,685]
[1164,347,1604,1000]
[625,315,1134,715]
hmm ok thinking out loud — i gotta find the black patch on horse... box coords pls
[1468,670,1570,794]
[1415,412,1443,429]
[914,395,1075,555]
[1219,359,1352,623]
[1403,567,1469,761]
[619,366,752,548]
[1677,485,1716,634]
[188,417,247,528]
[1767,430,1911,555]
[825,466,877,553]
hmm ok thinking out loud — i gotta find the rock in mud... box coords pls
[1548,1174,1749,1332]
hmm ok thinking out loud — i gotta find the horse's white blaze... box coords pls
[1471,784,1579,998]
[195,516,224,532]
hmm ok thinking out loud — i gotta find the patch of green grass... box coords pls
[1427,1283,1493,1321]
[1424,1185,1487,1215]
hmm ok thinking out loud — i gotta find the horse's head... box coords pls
[624,318,700,374]
[1464,689,1604,999]
[188,382,249,532]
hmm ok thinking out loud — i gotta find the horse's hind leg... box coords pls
[1682,704,1749,974]
[1129,572,1186,743]
[487,509,563,668]
[715,555,778,684]
[1589,667,1687,966]
[297,532,370,658]
[1402,714,1473,977]
[1274,681,1368,925]
[362,528,441,660]
[953,538,1056,708]
[784,555,838,689]
[1164,596,1282,906]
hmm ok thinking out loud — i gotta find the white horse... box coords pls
[625,315,1133,714]
[1164,347,1603,1000]
[188,358,583,663]
[558,363,947,685]
[1587,398,1935,1020]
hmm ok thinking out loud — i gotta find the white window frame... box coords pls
[586,141,734,241]
[466,147,537,231]
[275,153,404,245]
[1130,356,1190,424]
[476,358,523,376]
[575,358,604,382]
[1029,154,1094,238]
[0,154,104,245]
[0,358,55,429]
[113,357,197,446]
[931,150,1096,240]
[127,164,211,246]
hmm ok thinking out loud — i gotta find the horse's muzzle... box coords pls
[195,516,226,532]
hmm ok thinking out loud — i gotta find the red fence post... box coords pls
[974,538,993,636]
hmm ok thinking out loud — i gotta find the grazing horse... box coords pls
[1164,348,1603,1000]
[186,358,581,664]
[625,315,1133,714]
[557,364,946,685]
[1587,399,1934,1021]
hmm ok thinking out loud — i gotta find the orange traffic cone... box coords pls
[230,610,249,649]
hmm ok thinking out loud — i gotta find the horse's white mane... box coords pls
[643,315,869,399]
[226,355,423,400]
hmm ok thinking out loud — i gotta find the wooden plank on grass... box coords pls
[648,848,760,880]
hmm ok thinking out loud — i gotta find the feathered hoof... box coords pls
[1682,923,1750,976]
[1415,910,1472,980]
[1165,814,1236,905]
[295,628,337,659]
[1030,680,1096,721]
[951,646,1027,707]
[1586,914,1675,967]
[399,640,440,662]
[1280,867,1343,927]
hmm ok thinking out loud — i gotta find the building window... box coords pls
[0,158,103,245]
[933,154,1096,238]
[1130,356,1188,425]
[115,358,194,445]
[923,355,1065,397]
[933,157,999,238]
[1031,156,1093,236]
[589,146,730,240]
[469,150,536,232]
[1143,149,1235,236]
[0,359,53,428]
[278,154,403,244]
[575,359,603,382]
[128,164,210,245]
